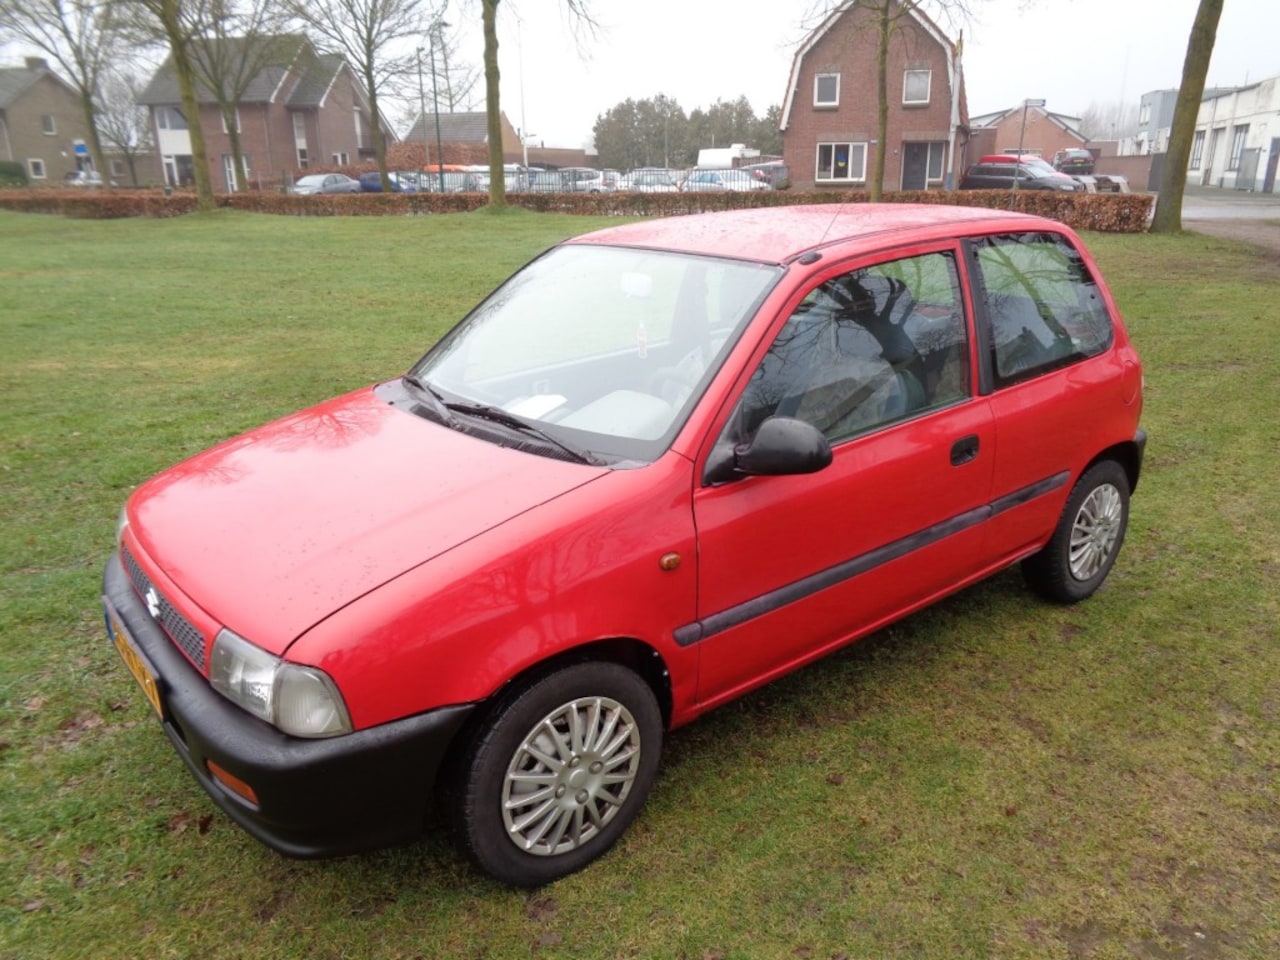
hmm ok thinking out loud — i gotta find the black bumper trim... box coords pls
[103,552,475,858]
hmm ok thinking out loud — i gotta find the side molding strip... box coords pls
[674,472,1070,648]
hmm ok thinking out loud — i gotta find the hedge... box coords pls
[0,186,1156,233]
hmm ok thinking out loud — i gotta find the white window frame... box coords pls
[28,158,47,179]
[813,73,840,109]
[332,152,349,166]
[221,108,241,134]
[903,69,931,105]
[157,107,188,131]
[110,158,126,177]
[1228,125,1248,171]
[1189,130,1206,170]
[815,141,867,183]
[41,114,56,135]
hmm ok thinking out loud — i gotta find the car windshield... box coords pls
[412,245,781,463]
[1022,157,1058,177]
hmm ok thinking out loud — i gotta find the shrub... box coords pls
[0,161,29,188]
[0,185,1156,233]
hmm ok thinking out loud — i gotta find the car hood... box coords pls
[128,385,606,654]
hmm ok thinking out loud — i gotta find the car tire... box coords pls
[451,661,663,887]
[1022,460,1130,604]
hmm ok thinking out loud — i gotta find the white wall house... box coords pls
[1187,75,1280,193]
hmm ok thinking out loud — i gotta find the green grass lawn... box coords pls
[1,209,1277,959]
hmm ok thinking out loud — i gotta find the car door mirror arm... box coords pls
[704,417,833,484]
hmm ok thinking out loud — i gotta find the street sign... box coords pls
[1025,99,1046,108]
[73,140,88,156]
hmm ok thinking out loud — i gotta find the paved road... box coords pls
[1181,184,1280,221]
[1176,184,1280,254]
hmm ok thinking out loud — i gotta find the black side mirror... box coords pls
[705,417,833,484]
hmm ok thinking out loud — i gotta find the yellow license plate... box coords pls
[107,607,163,719]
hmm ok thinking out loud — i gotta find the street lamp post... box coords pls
[416,48,429,175]
[429,20,449,193]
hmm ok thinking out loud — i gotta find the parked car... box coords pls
[358,171,418,193]
[623,168,681,192]
[1052,149,1096,176]
[680,168,771,192]
[959,155,1083,192]
[63,170,114,188]
[560,167,608,192]
[105,204,1145,888]
[291,173,362,195]
[738,161,791,189]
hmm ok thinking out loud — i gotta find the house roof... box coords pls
[404,111,497,144]
[0,59,76,109]
[779,0,963,131]
[286,54,346,108]
[969,105,1087,142]
[137,35,347,109]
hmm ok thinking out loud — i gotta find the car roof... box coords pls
[567,204,1052,265]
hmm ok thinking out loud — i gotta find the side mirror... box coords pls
[705,417,833,484]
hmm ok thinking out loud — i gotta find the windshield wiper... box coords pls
[401,373,458,427]
[445,400,599,465]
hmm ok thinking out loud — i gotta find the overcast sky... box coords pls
[474,0,1279,149]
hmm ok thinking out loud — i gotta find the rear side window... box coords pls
[972,233,1114,388]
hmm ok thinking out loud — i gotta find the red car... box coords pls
[105,205,1145,886]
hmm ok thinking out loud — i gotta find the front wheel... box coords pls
[1022,460,1131,604]
[451,662,663,887]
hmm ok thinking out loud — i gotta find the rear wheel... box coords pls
[1022,460,1130,603]
[451,662,662,887]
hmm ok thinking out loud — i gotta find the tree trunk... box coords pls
[78,88,112,192]
[871,2,890,201]
[160,0,215,210]
[1151,0,1225,233]
[482,0,506,208]
[363,65,390,191]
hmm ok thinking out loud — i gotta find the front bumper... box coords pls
[103,552,475,858]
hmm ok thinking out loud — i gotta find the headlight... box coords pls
[209,629,352,738]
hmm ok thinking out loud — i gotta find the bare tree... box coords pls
[1077,100,1140,143]
[0,0,124,188]
[1151,0,1224,234]
[430,21,479,111]
[479,0,595,208]
[187,0,289,191]
[96,64,155,184]
[286,0,433,192]
[119,0,217,208]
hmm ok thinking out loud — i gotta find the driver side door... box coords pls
[687,245,996,709]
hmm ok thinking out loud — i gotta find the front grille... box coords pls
[121,545,208,671]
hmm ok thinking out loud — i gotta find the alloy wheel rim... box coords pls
[502,696,641,856]
[1068,483,1123,581]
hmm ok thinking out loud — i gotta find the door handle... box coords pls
[951,435,979,466]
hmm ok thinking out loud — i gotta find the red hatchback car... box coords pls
[105,205,1145,886]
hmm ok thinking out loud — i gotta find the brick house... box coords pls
[402,111,523,165]
[779,0,968,191]
[137,35,390,191]
[967,104,1090,163]
[0,57,95,184]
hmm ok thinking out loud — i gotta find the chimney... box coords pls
[25,57,49,72]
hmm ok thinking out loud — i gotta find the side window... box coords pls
[973,233,1114,388]
[734,251,969,445]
